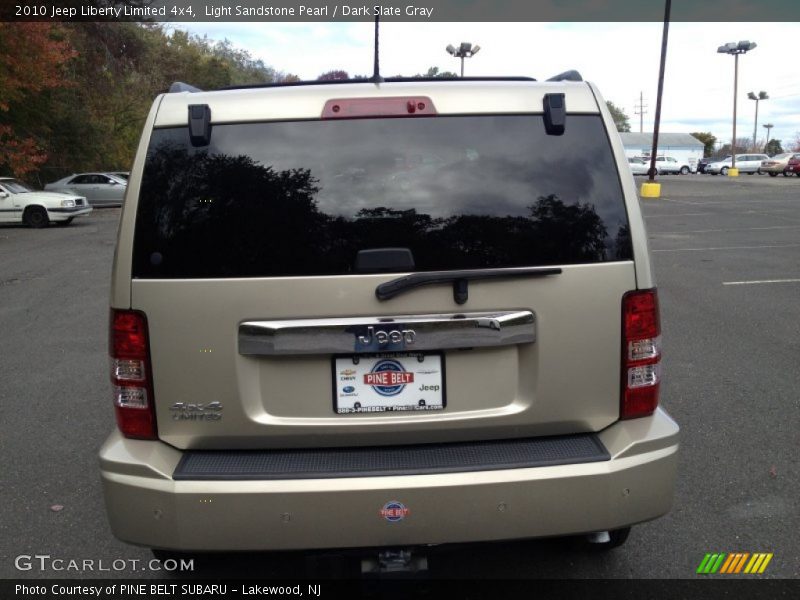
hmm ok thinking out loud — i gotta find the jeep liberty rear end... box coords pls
[101,77,678,553]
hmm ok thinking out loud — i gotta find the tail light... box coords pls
[110,309,157,439]
[621,289,661,419]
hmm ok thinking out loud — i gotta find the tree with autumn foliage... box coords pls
[0,23,76,177]
[0,23,298,185]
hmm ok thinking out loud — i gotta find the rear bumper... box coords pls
[99,408,679,551]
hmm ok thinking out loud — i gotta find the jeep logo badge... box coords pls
[357,325,416,346]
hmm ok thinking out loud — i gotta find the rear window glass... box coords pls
[133,115,631,278]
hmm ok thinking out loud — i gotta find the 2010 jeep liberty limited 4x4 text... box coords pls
[101,73,678,558]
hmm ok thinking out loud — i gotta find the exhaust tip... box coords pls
[586,531,612,544]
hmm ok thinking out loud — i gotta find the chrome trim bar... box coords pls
[239,311,535,356]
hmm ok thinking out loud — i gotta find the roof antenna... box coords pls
[371,14,383,83]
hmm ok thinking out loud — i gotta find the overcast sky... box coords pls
[172,21,800,150]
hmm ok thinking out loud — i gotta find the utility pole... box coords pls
[747,91,768,150]
[634,92,648,133]
[718,40,757,173]
[763,123,773,152]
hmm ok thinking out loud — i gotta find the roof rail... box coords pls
[218,76,535,92]
[169,81,203,93]
[546,70,583,82]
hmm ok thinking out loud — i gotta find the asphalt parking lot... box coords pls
[1,175,798,580]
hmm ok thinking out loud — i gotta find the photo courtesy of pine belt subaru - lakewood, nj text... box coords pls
[100,74,679,560]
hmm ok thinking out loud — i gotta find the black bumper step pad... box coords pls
[173,433,609,480]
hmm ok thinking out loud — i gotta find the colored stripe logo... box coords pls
[696,553,773,574]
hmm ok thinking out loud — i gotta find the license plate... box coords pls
[333,353,445,414]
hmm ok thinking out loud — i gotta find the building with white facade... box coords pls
[619,132,705,172]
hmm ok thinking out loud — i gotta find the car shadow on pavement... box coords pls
[155,535,615,580]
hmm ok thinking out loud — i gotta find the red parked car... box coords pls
[787,154,800,176]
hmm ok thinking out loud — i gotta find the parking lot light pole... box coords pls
[446,42,481,77]
[763,123,773,151]
[717,40,757,176]
[747,91,768,150]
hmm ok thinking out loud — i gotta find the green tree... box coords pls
[415,66,459,78]
[690,132,717,157]
[606,101,630,132]
[764,139,783,155]
[317,70,349,81]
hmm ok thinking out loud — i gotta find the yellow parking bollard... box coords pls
[727,168,739,177]
[640,182,661,198]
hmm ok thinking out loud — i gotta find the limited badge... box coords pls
[380,501,409,522]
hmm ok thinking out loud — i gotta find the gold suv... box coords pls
[101,75,678,556]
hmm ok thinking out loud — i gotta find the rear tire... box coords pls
[769,172,778,177]
[606,527,631,548]
[783,170,790,177]
[23,206,49,228]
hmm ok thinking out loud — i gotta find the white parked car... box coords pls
[649,156,694,175]
[45,172,127,206]
[627,157,649,175]
[706,154,769,175]
[0,177,92,228]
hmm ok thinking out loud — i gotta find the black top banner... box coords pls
[3,0,800,22]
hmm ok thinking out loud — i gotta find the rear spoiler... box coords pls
[546,70,583,82]
[168,81,202,93]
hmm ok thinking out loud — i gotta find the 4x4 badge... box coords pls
[357,326,416,346]
[169,401,223,421]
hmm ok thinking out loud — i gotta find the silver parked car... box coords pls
[45,172,127,206]
[760,153,800,177]
[706,154,769,175]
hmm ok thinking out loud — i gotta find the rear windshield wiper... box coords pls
[375,267,562,304]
